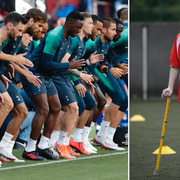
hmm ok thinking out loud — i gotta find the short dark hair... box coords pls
[112,17,123,26]
[24,26,34,36]
[25,8,47,23]
[91,15,103,24]
[102,17,116,29]
[65,11,84,23]
[117,8,128,21]
[4,11,27,26]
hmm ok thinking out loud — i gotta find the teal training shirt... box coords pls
[30,26,70,77]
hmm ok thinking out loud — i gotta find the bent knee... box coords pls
[2,92,14,111]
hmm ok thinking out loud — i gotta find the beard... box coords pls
[8,29,16,41]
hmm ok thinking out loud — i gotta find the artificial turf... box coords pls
[0,126,128,180]
[130,99,180,180]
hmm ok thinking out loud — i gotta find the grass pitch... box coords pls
[0,127,128,180]
[130,99,180,180]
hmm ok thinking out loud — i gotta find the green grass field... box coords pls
[0,127,128,180]
[130,99,180,180]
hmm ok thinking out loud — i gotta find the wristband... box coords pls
[86,59,91,66]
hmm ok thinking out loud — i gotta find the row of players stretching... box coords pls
[0,8,128,165]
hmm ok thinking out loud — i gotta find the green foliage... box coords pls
[131,0,180,22]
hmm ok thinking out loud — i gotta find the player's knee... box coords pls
[20,106,28,120]
[85,98,95,110]
[37,104,49,118]
[3,95,14,112]
[13,104,28,122]
[69,103,79,115]
[97,97,106,109]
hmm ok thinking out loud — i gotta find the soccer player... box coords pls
[104,18,128,149]
[21,11,86,160]
[82,17,127,150]
[0,31,34,163]
[0,9,48,162]
[48,12,104,155]
[0,12,31,161]
[82,15,107,149]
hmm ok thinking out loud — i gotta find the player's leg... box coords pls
[0,82,13,127]
[37,81,61,159]
[70,83,96,154]
[21,75,52,160]
[52,76,79,159]
[0,82,28,160]
[93,70,124,149]
[106,77,128,150]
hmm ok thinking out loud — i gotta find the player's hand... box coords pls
[0,93,4,105]
[89,51,104,65]
[116,63,128,74]
[92,75,99,84]
[6,63,15,79]
[0,75,11,89]
[110,67,123,78]
[79,73,95,88]
[75,83,87,97]
[13,53,34,69]
[161,88,173,99]
[99,62,108,73]
[25,70,42,87]
[69,56,86,69]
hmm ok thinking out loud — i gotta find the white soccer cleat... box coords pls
[83,141,97,154]
[94,136,116,150]
[0,147,16,160]
[1,155,25,162]
[110,141,125,151]
[83,139,97,152]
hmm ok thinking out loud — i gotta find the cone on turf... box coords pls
[153,146,176,154]
[130,115,145,121]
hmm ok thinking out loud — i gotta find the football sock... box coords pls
[72,128,83,142]
[6,140,15,154]
[25,138,37,152]
[57,130,68,146]
[0,132,13,148]
[97,120,110,137]
[48,130,60,147]
[82,126,91,141]
[38,135,49,150]
[107,127,116,141]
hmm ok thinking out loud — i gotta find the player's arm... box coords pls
[12,62,42,87]
[161,67,179,98]
[0,51,33,69]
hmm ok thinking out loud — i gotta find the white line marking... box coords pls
[0,151,127,171]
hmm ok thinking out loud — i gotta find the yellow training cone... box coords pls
[130,114,145,121]
[153,146,176,154]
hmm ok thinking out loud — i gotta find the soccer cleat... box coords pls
[55,143,73,159]
[1,155,25,162]
[69,138,91,155]
[49,145,60,158]
[0,147,16,160]
[66,145,80,156]
[36,147,59,160]
[109,140,125,151]
[83,141,97,154]
[84,139,97,152]
[22,150,46,161]
[94,136,116,150]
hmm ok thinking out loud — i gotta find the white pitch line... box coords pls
[0,151,127,171]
